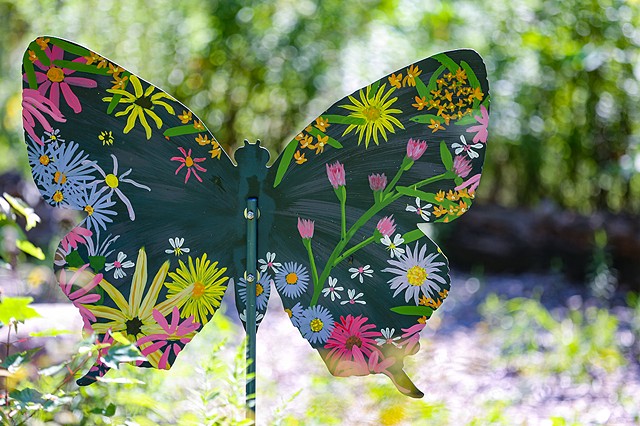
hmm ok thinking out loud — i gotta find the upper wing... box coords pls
[263,50,490,397]
[22,36,246,384]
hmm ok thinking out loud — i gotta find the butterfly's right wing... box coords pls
[22,37,246,384]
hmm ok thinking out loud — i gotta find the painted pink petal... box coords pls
[75,294,101,304]
[60,82,81,113]
[65,76,98,88]
[50,45,64,61]
[158,347,171,369]
[37,80,52,97]
[49,82,60,109]
[32,72,48,84]
[33,60,48,72]
[172,343,181,357]
[152,309,170,332]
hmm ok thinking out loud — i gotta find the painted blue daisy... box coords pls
[26,136,55,186]
[299,304,335,345]
[237,272,271,311]
[275,262,309,299]
[49,141,96,195]
[285,302,305,327]
[71,186,117,231]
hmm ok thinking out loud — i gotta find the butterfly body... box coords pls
[22,36,489,397]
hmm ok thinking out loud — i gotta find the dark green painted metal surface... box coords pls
[21,36,490,397]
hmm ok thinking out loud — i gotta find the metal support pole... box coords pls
[245,197,258,422]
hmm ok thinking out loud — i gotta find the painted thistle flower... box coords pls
[406,138,427,161]
[297,217,315,239]
[326,161,346,189]
[376,215,396,237]
[453,155,473,178]
[368,173,387,192]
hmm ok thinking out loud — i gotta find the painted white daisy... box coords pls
[258,251,281,273]
[380,234,405,258]
[405,197,432,221]
[340,289,366,305]
[44,128,65,145]
[165,237,190,256]
[375,327,401,346]
[104,251,135,279]
[451,134,483,159]
[348,264,373,283]
[321,276,344,301]
[382,242,448,305]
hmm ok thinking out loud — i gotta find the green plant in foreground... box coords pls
[479,294,625,380]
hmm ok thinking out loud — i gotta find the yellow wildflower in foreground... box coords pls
[165,254,228,324]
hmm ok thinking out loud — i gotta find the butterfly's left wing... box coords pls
[263,50,489,397]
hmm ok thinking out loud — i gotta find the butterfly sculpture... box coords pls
[21,36,489,398]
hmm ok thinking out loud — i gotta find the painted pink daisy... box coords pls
[466,104,489,144]
[58,263,102,332]
[60,226,92,252]
[136,307,200,369]
[332,346,395,377]
[324,314,381,367]
[171,147,207,184]
[22,88,66,144]
[28,45,97,113]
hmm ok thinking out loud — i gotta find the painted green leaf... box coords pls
[401,229,424,245]
[426,64,446,95]
[23,51,37,89]
[415,73,431,99]
[460,60,481,89]
[52,60,110,76]
[50,38,91,57]
[433,53,458,73]
[390,306,434,316]
[410,114,443,124]
[65,250,85,268]
[454,112,479,126]
[89,256,106,273]
[440,141,453,171]
[307,127,343,149]
[368,80,380,99]
[321,114,366,125]
[273,139,298,187]
[163,125,201,137]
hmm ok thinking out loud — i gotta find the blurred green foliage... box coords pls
[0,0,639,213]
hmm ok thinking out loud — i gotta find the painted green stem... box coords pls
[383,157,411,196]
[303,238,319,288]
[333,235,376,266]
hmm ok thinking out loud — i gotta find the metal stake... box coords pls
[244,198,258,422]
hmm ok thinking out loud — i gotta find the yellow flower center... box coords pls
[406,265,427,287]
[84,205,94,215]
[54,171,67,184]
[362,106,381,121]
[192,281,205,298]
[52,190,64,203]
[185,156,194,167]
[284,308,292,318]
[39,155,50,165]
[310,318,324,333]
[255,283,264,297]
[46,67,65,83]
[285,272,298,285]
[105,173,119,188]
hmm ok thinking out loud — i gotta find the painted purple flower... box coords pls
[466,105,489,144]
[136,307,200,370]
[326,161,346,188]
[368,173,387,192]
[455,173,482,194]
[58,264,102,332]
[297,217,315,239]
[452,155,473,178]
[376,215,396,237]
[406,138,427,161]
[27,45,98,113]
[22,88,66,145]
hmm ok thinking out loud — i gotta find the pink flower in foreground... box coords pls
[26,45,98,113]
[171,147,207,184]
[398,322,426,355]
[466,105,489,144]
[368,173,387,192]
[137,307,200,370]
[61,226,92,252]
[324,315,381,366]
[297,217,315,239]
[22,88,66,145]
[406,138,427,161]
[326,161,346,189]
[452,155,473,178]
[58,264,102,332]
[455,173,482,194]
[376,215,396,237]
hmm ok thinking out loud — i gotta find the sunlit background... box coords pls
[1,0,640,424]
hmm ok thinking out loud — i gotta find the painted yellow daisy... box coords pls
[88,248,175,342]
[339,83,404,148]
[102,75,175,140]
[164,254,228,325]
